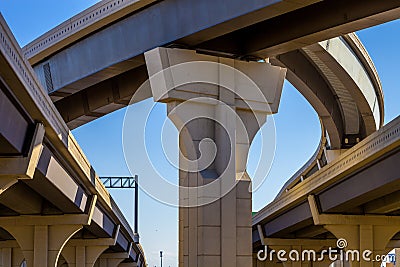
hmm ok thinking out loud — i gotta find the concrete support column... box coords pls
[62,227,119,267]
[394,248,400,267]
[172,95,257,267]
[323,225,396,267]
[117,263,137,267]
[96,257,125,267]
[312,261,334,267]
[94,252,129,267]
[62,245,109,267]
[145,47,286,267]
[2,224,82,267]
[0,196,96,267]
[308,195,400,267]
[331,259,351,267]
[0,240,24,267]
[253,252,284,267]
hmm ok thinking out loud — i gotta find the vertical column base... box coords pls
[2,224,82,267]
[309,195,400,267]
[95,252,129,267]
[62,245,110,267]
[324,225,397,267]
[180,175,253,267]
[62,234,119,267]
[0,240,24,267]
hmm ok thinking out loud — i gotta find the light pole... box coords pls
[160,251,163,267]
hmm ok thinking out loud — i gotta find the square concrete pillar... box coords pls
[145,47,286,267]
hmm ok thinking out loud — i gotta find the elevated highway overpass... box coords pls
[22,0,391,151]
[1,0,399,266]
[252,115,400,266]
[0,15,145,267]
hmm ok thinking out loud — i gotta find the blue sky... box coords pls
[0,2,399,266]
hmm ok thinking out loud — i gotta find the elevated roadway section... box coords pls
[6,0,399,266]
[253,115,400,266]
[22,0,391,151]
[0,15,145,267]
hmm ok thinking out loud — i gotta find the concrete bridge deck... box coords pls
[24,0,388,152]
[0,14,145,267]
[253,115,400,266]
[1,0,399,266]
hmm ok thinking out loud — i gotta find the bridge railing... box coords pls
[23,0,157,64]
[343,32,384,127]
[319,34,383,130]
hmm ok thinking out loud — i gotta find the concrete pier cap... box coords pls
[145,47,284,113]
[140,47,286,206]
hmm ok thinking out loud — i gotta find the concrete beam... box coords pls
[271,51,343,149]
[30,145,90,213]
[309,195,400,226]
[31,0,303,94]
[197,0,400,58]
[29,0,398,99]
[293,226,328,239]
[0,82,29,154]
[318,150,400,213]
[0,123,44,180]
[364,191,400,214]
[0,123,44,197]
[263,201,312,237]
[54,66,149,129]
[0,196,96,227]
[0,183,43,215]
[308,195,400,267]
